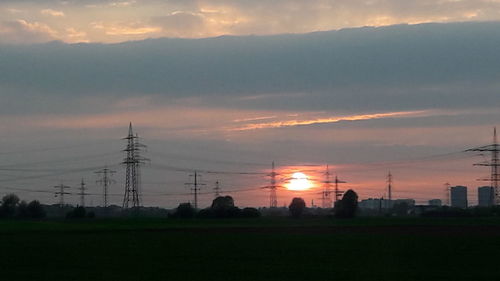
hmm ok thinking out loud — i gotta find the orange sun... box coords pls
[287,172,312,191]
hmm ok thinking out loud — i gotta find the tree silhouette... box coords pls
[210,196,241,218]
[27,200,46,219]
[211,196,235,209]
[174,203,195,218]
[289,197,306,218]
[241,207,261,218]
[66,206,86,219]
[17,200,29,218]
[335,189,358,218]
[0,194,20,218]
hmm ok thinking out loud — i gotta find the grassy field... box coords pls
[1,217,500,281]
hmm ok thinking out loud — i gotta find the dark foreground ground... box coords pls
[1,217,500,281]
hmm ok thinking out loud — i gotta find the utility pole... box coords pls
[54,183,70,207]
[96,166,116,207]
[214,180,221,198]
[122,123,148,209]
[185,171,205,209]
[467,127,500,204]
[77,178,89,207]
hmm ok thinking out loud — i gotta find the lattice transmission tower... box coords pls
[266,161,279,208]
[122,123,148,209]
[77,178,89,207]
[320,165,333,208]
[467,127,500,204]
[54,183,70,207]
[96,166,116,207]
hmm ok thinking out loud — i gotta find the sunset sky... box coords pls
[1,0,500,208]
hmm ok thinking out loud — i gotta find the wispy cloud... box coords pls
[229,110,430,131]
[233,116,277,123]
[40,9,65,17]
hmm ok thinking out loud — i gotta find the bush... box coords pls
[197,208,215,218]
[241,207,261,218]
[17,201,29,218]
[66,206,87,219]
[173,203,196,218]
[27,200,46,219]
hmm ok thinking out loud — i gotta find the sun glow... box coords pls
[287,172,312,191]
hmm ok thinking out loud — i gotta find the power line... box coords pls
[0,151,122,169]
[0,140,114,156]
[0,164,120,184]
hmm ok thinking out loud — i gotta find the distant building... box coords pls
[358,198,415,211]
[478,186,495,207]
[358,198,385,210]
[393,199,416,207]
[428,199,442,207]
[450,186,468,209]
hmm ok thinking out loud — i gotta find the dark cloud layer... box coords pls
[1,22,500,114]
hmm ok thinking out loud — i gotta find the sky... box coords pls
[1,0,500,208]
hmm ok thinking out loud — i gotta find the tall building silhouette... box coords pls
[478,186,494,207]
[450,186,468,209]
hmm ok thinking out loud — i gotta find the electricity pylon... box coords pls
[122,123,148,209]
[214,180,221,198]
[96,166,116,207]
[320,165,333,208]
[467,127,500,204]
[54,183,70,207]
[77,178,89,207]
[333,175,346,204]
[265,161,278,208]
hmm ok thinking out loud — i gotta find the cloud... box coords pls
[40,8,65,17]
[2,0,500,42]
[151,11,206,37]
[1,22,500,113]
[0,19,57,44]
[229,111,430,131]
[91,21,161,35]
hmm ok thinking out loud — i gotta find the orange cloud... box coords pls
[229,110,430,131]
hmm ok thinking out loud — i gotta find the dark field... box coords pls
[1,217,500,281]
